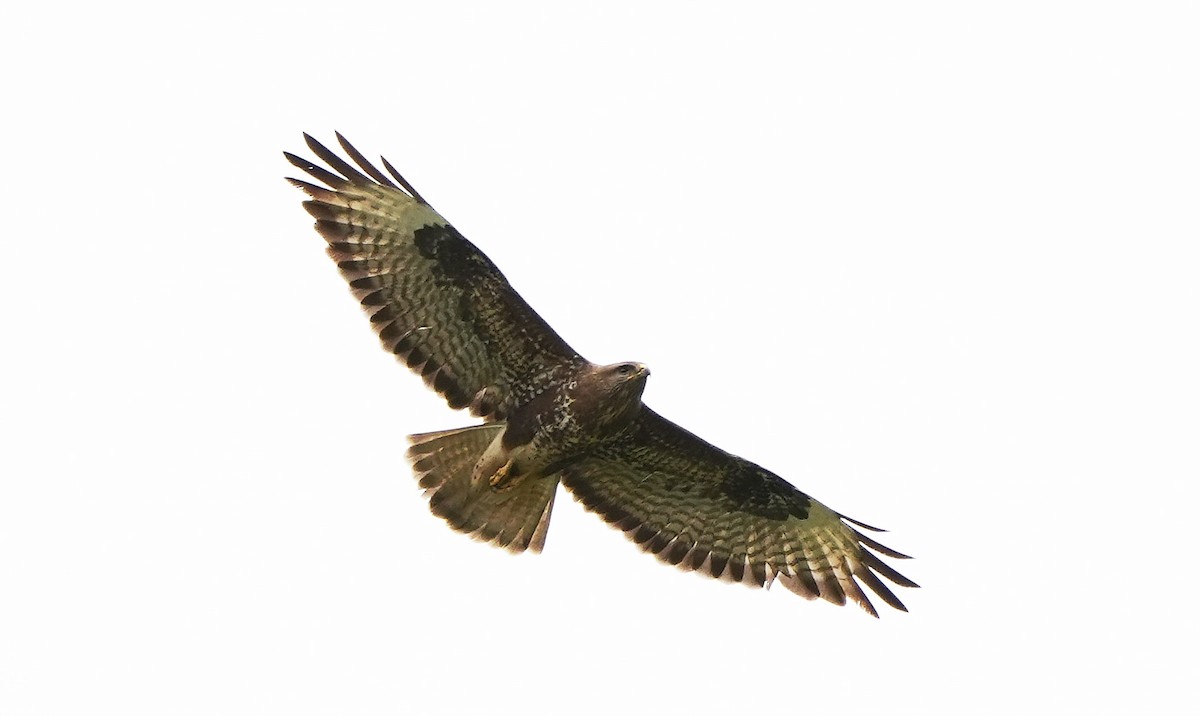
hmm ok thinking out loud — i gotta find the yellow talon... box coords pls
[489,461,523,490]
[488,462,509,487]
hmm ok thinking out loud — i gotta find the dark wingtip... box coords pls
[860,550,921,589]
[843,572,881,618]
[335,132,400,188]
[380,155,429,205]
[283,151,311,169]
[301,131,324,154]
[839,512,888,533]
[302,132,372,184]
[850,527,914,560]
[286,178,341,202]
[284,149,351,189]
[295,132,431,206]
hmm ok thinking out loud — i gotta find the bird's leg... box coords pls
[473,434,529,491]
[488,459,525,491]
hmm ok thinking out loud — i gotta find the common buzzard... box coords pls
[285,134,919,616]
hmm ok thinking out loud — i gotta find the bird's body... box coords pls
[286,133,919,616]
[472,360,651,492]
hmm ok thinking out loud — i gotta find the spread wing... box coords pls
[560,409,919,616]
[285,133,583,419]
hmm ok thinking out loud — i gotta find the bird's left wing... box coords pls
[560,409,918,616]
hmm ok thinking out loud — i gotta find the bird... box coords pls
[285,133,919,616]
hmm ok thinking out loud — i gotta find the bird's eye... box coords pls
[617,364,633,375]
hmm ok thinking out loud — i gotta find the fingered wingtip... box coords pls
[286,131,432,206]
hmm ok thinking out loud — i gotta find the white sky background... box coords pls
[2,1,1198,713]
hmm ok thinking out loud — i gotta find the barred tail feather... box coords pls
[406,425,559,553]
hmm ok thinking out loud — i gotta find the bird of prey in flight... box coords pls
[285,133,919,616]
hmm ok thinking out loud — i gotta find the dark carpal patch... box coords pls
[457,292,476,323]
[413,224,499,287]
[718,462,811,521]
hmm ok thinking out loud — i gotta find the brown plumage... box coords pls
[286,133,919,616]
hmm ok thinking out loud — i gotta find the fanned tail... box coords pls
[407,425,559,553]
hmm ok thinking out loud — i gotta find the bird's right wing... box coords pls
[285,133,583,420]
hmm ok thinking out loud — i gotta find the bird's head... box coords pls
[599,361,650,401]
